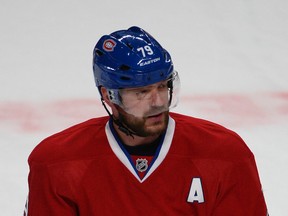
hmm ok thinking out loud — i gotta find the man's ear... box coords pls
[100,87,113,107]
[100,87,119,117]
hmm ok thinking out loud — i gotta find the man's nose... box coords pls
[150,89,166,106]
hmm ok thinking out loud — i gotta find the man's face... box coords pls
[115,80,171,137]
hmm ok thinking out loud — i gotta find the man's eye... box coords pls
[159,83,167,89]
[136,90,148,95]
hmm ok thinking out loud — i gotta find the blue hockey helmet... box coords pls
[92,26,174,90]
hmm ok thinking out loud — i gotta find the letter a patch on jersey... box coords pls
[187,177,205,203]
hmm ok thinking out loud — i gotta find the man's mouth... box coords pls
[146,112,163,119]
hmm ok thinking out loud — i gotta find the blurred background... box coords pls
[0,0,287,215]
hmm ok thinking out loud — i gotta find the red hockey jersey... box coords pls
[26,113,268,215]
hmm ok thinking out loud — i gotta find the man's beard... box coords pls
[117,109,169,137]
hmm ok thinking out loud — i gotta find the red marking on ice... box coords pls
[0,102,43,132]
[48,99,104,120]
[0,92,287,133]
[0,99,105,133]
[271,92,288,115]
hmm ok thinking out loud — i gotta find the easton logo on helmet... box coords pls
[103,39,116,52]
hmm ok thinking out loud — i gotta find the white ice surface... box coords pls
[1,0,287,215]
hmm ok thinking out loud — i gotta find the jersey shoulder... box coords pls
[169,112,253,161]
[28,116,110,165]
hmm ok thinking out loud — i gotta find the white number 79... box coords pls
[137,45,154,57]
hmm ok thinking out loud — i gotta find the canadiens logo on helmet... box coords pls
[103,39,116,52]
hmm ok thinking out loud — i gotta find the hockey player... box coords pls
[25,26,268,215]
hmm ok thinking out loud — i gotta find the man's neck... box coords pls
[112,121,159,147]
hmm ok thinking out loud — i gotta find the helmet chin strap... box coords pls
[101,98,136,138]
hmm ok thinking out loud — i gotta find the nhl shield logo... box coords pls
[136,158,148,172]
